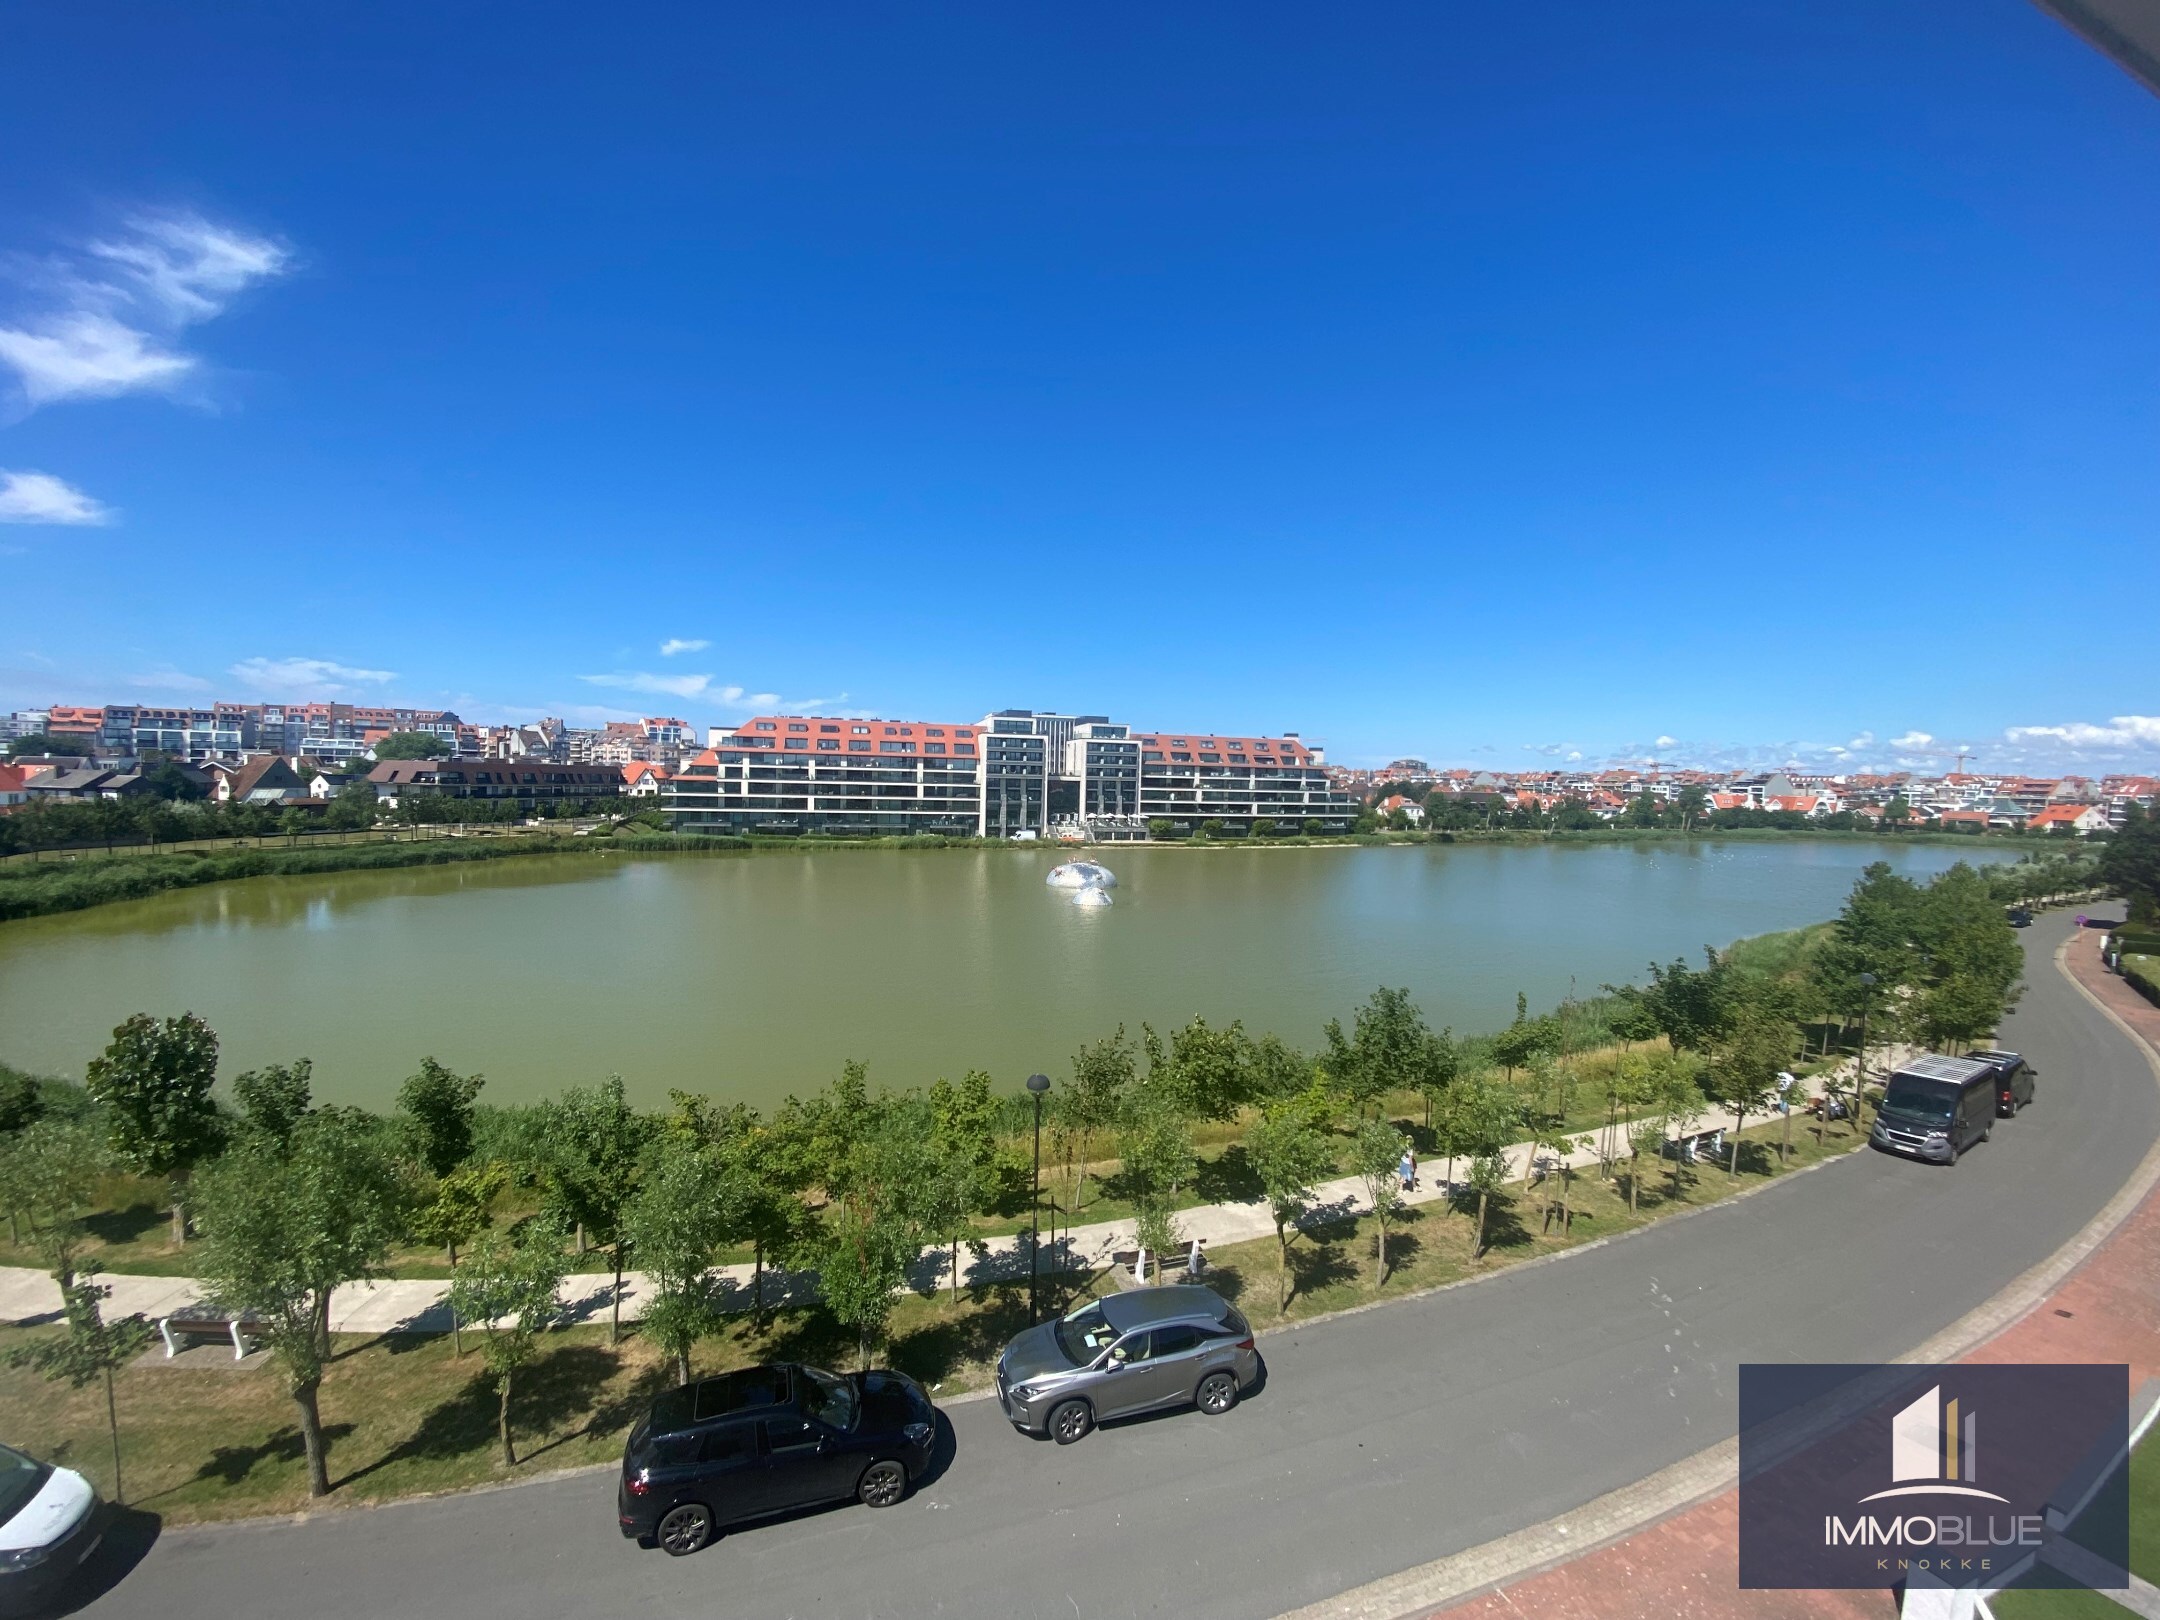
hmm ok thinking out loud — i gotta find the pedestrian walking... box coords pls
[1399,1146,1416,1193]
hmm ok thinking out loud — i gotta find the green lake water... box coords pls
[0,839,2021,1111]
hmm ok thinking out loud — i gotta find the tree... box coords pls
[410,1159,509,1274]
[1115,1098,1197,1278]
[1884,795,1913,828]
[1660,1063,1707,1200]
[1323,986,1431,1118]
[372,730,450,760]
[140,761,207,802]
[1141,1017,1254,1123]
[1441,1070,1521,1261]
[2101,805,2160,925]
[539,1074,646,1342]
[7,732,90,757]
[446,1221,569,1465]
[397,1058,486,1180]
[5,1273,152,1505]
[1245,1091,1335,1310]
[625,1140,740,1384]
[192,1111,406,1495]
[7,1116,109,1281]
[324,780,379,831]
[1416,1028,1460,1130]
[1488,995,1562,1080]
[1251,817,1277,839]
[1709,1008,1793,1173]
[1611,1055,1660,1211]
[817,1197,916,1368]
[84,1012,224,1246]
[0,1070,44,1138]
[232,1060,313,1150]
[1349,1118,1406,1288]
[925,1071,999,1300]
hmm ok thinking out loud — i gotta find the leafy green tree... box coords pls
[232,1060,314,1150]
[446,1221,570,1465]
[1440,1070,1521,1260]
[1323,986,1431,1118]
[397,1058,485,1179]
[2101,805,2160,925]
[5,1273,152,1504]
[1415,1028,1460,1129]
[1115,1097,1197,1276]
[411,1159,509,1274]
[7,732,91,757]
[1251,817,1277,839]
[1349,1118,1406,1287]
[85,1012,225,1247]
[6,1116,109,1279]
[625,1140,741,1384]
[1199,818,1225,839]
[1639,952,1731,1054]
[324,781,379,830]
[925,1071,1000,1299]
[1131,1202,1183,1283]
[817,1198,916,1368]
[371,730,451,760]
[1709,1009,1793,1172]
[193,1111,407,1495]
[1139,1017,1253,1123]
[1660,1062,1707,1199]
[1245,1090,1335,1310]
[0,1070,44,1137]
[539,1074,646,1342]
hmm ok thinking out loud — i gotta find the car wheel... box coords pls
[858,1459,908,1508]
[1982,1120,1993,1144]
[1197,1372,1239,1416]
[656,1502,714,1557]
[1050,1399,1093,1445]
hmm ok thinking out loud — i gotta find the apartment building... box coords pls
[662,709,1357,838]
[367,759,622,805]
[667,715,984,836]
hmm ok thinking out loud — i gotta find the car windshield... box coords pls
[0,1444,45,1527]
[1882,1079,1957,1123]
[797,1366,860,1431]
[1054,1300,1120,1364]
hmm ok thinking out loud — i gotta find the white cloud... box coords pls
[229,656,397,699]
[2004,715,2160,752]
[1890,730,1933,750]
[582,670,715,700]
[125,668,213,693]
[1654,735,1677,749]
[1847,731,1875,750]
[658,638,709,658]
[0,469,111,525]
[0,213,289,410]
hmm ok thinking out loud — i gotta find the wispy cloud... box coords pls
[1653,734,1678,749]
[2004,715,2160,753]
[125,668,213,693]
[658,638,709,658]
[582,670,719,701]
[0,469,111,525]
[229,655,397,699]
[1890,730,1933,750]
[0,213,290,409]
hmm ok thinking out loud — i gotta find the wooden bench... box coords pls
[158,1306,261,1361]
[1111,1242,1206,1282]
[1661,1128,1725,1165]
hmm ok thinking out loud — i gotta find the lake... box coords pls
[0,839,2020,1112]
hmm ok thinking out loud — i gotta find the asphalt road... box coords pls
[62,912,2159,1620]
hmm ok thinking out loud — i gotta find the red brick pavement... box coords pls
[1437,926,2160,1620]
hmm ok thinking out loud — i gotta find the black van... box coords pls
[1968,1049,2037,1116]
[1870,1055,1998,1165]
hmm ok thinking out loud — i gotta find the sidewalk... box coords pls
[0,1061,1857,1337]
[1428,924,2160,1620]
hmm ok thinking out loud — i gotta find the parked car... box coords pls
[0,1443,102,1618]
[1969,1049,2037,1116]
[995,1285,1258,1444]
[617,1363,937,1557]
[1870,1054,1998,1164]
[2007,907,2033,928]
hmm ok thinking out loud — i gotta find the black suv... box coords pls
[618,1363,936,1556]
[1970,1049,2037,1116]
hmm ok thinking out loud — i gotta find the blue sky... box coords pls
[1,2,2154,773]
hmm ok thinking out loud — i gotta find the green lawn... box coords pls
[1989,1422,2157,1618]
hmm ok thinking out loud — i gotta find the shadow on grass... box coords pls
[338,1342,625,1486]
[1192,1146,1263,1206]
[187,1422,357,1489]
[1285,1240,1356,1306]
[83,1202,166,1249]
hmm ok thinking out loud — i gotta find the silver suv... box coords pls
[994,1285,1259,1444]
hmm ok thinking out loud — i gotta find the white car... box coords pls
[0,1444,101,1617]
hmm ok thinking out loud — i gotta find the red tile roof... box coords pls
[1136,733,1316,764]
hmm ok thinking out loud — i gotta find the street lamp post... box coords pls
[1854,971,1877,1134]
[1026,1073,1051,1323]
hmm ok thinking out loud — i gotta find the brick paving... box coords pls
[1435,925,2160,1620]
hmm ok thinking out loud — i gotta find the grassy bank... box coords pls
[0,1114,1863,1526]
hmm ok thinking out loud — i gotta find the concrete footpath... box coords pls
[0,1060,1861,1336]
[1410,925,2160,1620]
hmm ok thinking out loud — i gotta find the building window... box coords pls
[820,723,840,733]
[785,739,808,750]
[755,721,777,731]
[926,743,946,754]
[879,741,916,754]
[955,744,975,756]
[816,739,839,751]
[925,727,945,737]
[787,722,808,733]
[849,740,871,752]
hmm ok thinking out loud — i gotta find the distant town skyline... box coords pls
[3,5,2154,777]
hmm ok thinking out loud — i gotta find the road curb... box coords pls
[1275,923,2160,1620]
